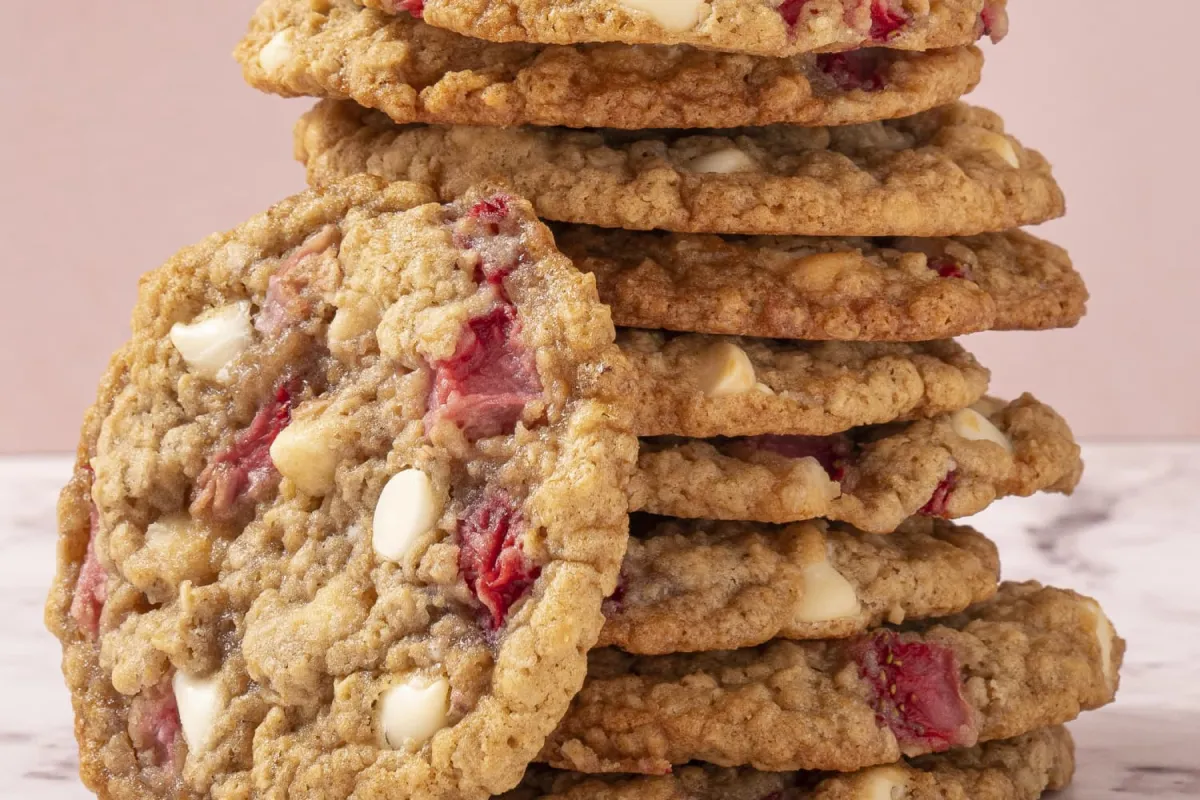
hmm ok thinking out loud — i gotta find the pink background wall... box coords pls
[1,2,1196,452]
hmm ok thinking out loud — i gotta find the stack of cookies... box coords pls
[45,1,1122,798]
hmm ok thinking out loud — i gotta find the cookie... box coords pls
[44,178,637,799]
[630,394,1081,532]
[353,0,1008,59]
[509,726,1074,800]
[617,331,989,437]
[240,0,983,130]
[562,227,1087,341]
[296,101,1064,237]
[541,582,1121,774]
[601,516,999,654]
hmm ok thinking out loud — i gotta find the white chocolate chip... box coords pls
[686,147,757,174]
[258,30,295,74]
[795,556,862,623]
[172,671,223,754]
[979,130,1019,167]
[856,765,910,800]
[950,408,1013,453]
[269,418,340,496]
[697,341,757,397]
[617,0,707,32]
[373,469,440,562]
[169,301,253,383]
[754,382,775,395]
[378,674,450,749]
[1085,599,1117,689]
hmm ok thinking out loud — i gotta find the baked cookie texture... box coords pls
[541,582,1121,774]
[44,178,637,799]
[617,331,989,437]
[630,394,1082,531]
[296,101,1065,236]
[601,516,1000,654]
[507,726,1075,800]
[354,0,1008,59]
[239,0,984,130]
[563,227,1087,341]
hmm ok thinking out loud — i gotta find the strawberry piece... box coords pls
[979,2,1009,43]
[738,434,853,482]
[70,489,107,640]
[386,0,425,17]
[256,225,339,337]
[428,304,542,440]
[457,491,540,629]
[868,0,908,41]
[919,470,958,517]
[851,630,974,751]
[191,379,299,519]
[928,256,972,280]
[816,51,887,92]
[776,0,813,29]
[128,680,184,770]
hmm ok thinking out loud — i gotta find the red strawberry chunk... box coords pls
[191,379,299,519]
[457,491,540,629]
[428,304,542,440]
[128,680,184,770]
[776,0,813,29]
[979,2,1009,43]
[256,225,340,337]
[70,500,107,639]
[928,256,972,280]
[384,0,425,17]
[868,0,908,41]
[851,630,974,751]
[816,51,887,92]
[454,193,526,288]
[468,194,511,225]
[738,434,853,482]
[919,470,958,517]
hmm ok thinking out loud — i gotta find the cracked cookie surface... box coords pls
[353,0,1008,60]
[507,726,1074,800]
[296,101,1064,237]
[240,0,983,129]
[602,515,999,654]
[542,583,1120,774]
[563,227,1086,341]
[630,394,1082,532]
[617,331,988,437]
[45,178,636,800]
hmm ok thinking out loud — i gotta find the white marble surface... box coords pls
[2,448,1198,797]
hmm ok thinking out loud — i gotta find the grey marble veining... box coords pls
[2,448,1197,798]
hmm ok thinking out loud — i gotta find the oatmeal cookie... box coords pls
[44,178,636,799]
[239,0,983,130]
[296,101,1064,237]
[601,516,999,654]
[618,331,988,437]
[542,582,1121,774]
[353,0,1008,60]
[508,726,1074,800]
[563,227,1086,341]
[629,394,1081,532]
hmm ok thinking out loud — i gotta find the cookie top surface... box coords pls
[296,101,1064,237]
[353,0,1008,59]
[508,726,1074,800]
[44,178,637,799]
[602,515,999,654]
[563,227,1086,341]
[630,394,1082,532]
[541,582,1121,774]
[617,331,989,437]
[240,0,983,130]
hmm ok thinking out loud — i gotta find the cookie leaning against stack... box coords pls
[44,1,1116,798]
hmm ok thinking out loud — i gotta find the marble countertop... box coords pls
[2,447,1197,797]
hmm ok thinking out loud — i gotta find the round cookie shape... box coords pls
[617,331,989,437]
[541,583,1122,774]
[44,177,636,800]
[629,394,1083,532]
[239,0,984,130]
[562,227,1087,341]
[506,726,1076,800]
[353,0,1009,59]
[296,100,1064,237]
[602,516,1000,654]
